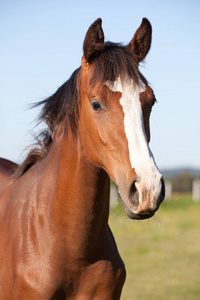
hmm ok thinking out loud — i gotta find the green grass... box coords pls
[109,195,200,300]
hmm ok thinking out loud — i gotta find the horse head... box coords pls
[79,18,165,219]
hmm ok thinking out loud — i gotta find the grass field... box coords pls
[109,195,200,300]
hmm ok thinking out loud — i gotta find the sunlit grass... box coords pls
[109,195,200,300]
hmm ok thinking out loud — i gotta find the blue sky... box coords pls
[1,0,200,169]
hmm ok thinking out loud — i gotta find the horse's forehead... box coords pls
[105,77,146,101]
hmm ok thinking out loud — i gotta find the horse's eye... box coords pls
[91,101,102,111]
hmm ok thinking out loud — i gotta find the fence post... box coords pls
[165,180,172,199]
[110,185,119,206]
[192,179,200,202]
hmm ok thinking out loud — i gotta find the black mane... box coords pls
[89,42,147,85]
[36,67,81,136]
[14,68,80,178]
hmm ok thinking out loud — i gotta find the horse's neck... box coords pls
[43,128,110,253]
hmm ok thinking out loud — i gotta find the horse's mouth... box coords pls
[122,201,155,220]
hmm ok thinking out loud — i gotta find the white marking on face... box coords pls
[105,77,162,209]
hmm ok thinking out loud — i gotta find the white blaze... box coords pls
[105,77,162,197]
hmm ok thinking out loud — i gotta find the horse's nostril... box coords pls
[128,180,139,207]
[129,180,137,196]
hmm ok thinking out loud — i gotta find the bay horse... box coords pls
[0,18,165,299]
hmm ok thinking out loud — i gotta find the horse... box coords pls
[0,18,165,299]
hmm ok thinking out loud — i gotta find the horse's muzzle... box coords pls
[123,177,165,220]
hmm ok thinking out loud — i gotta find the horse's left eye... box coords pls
[91,101,102,111]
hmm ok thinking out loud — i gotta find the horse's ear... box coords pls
[83,18,104,63]
[128,18,152,63]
